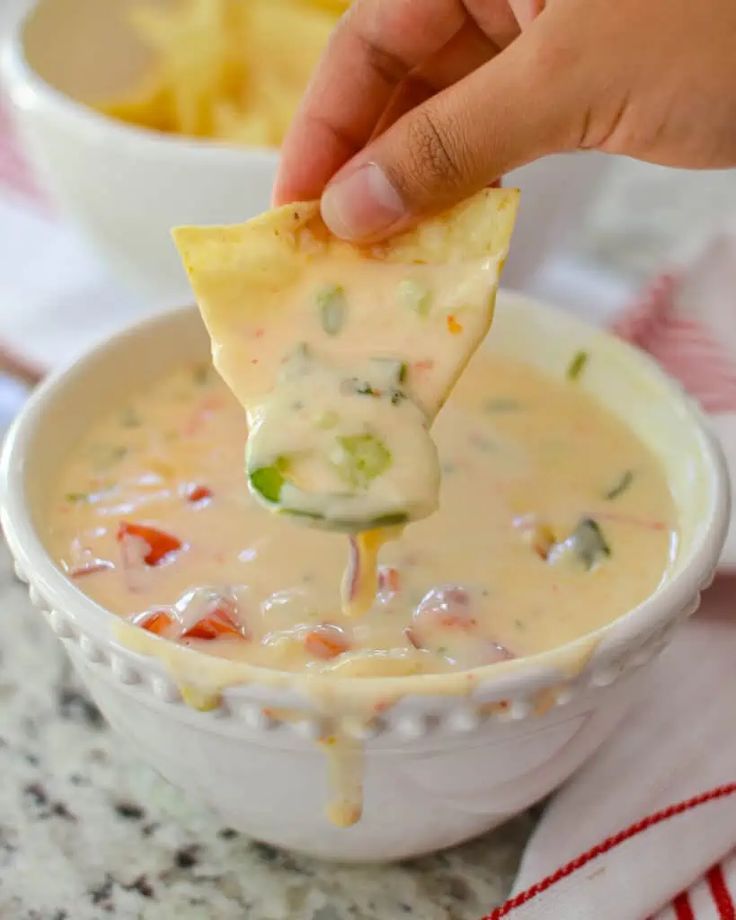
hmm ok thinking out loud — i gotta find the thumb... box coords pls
[320,28,584,241]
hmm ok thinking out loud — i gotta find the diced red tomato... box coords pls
[187,484,212,504]
[117,522,182,566]
[181,603,245,640]
[304,625,349,660]
[132,610,174,635]
[378,566,401,594]
[413,586,476,633]
[442,587,470,607]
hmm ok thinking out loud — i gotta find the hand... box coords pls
[274,0,736,241]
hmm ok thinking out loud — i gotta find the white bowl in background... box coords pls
[1,0,612,310]
[0,292,728,861]
[1,0,278,309]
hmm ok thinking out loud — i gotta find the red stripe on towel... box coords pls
[481,784,736,919]
[707,863,735,919]
[672,891,696,920]
[612,273,736,414]
[0,97,46,206]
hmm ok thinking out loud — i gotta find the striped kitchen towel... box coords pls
[483,574,736,920]
[611,244,736,569]
[0,94,42,206]
[612,270,736,415]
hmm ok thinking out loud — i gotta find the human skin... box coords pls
[274,0,736,242]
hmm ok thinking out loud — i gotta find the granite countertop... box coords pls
[2,160,735,919]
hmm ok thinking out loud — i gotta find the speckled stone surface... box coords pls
[0,544,534,920]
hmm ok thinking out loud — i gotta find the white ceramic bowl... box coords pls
[0,292,729,861]
[1,0,612,308]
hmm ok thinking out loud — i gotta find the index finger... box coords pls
[274,0,467,204]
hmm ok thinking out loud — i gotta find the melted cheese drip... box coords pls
[320,731,364,827]
[341,528,399,618]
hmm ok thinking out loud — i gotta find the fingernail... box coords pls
[321,163,406,240]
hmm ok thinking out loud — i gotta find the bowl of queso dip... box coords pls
[0,292,728,861]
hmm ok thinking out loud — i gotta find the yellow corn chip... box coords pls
[173,188,519,417]
[174,188,518,530]
[132,0,244,137]
[96,74,171,133]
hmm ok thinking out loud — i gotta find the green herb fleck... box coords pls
[282,508,323,522]
[390,389,406,406]
[485,398,522,413]
[356,382,378,396]
[315,410,339,429]
[605,470,634,501]
[566,350,589,381]
[281,343,313,381]
[290,342,311,362]
[566,517,610,570]
[397,279,431,316]
[343,378,379,397]
[120,407,142,428]
[90,444,128,470]
[335,434,392,489]
[193,364,210,385]
[317,284,347,336]
[65,492,89,503]
[370,357,407,386]
[367,511,408,528]
[249,463,287,503]
[436,646,448,655]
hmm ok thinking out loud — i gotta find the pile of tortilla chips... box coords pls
[96,0,350,146]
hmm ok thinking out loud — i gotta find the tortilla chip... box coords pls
[96,81,169,133]
[174,188,519,418]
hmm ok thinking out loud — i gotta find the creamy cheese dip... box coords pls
[47,350,676,676]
